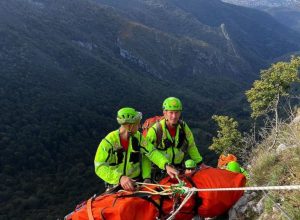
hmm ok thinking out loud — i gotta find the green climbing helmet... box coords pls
[185,159,196,169]
[226,161,241,173]
[117,107,142,125]
[162,97,182,111]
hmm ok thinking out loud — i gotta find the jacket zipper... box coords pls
[123,150,128,176]
[171,146,175,165]
[122,137,130,176]
[120,131,129,176]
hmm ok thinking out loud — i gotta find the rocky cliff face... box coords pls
[229,110,300,219]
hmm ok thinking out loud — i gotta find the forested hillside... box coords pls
[1,0,300,219]
[223,0,300,33]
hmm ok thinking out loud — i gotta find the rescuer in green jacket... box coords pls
[226,161,249,178]
[94,107,178,191]
[146,97,203,170]
[218,154,249,178]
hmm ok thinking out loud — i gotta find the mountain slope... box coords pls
[222,0,300,33]
[1,0,300,219]
[264,7,300,33]
[96,0,300,69]
[170,0,300,64]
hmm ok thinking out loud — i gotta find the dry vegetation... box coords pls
[248,111,300,219]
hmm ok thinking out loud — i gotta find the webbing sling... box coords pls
[87,197,94,220]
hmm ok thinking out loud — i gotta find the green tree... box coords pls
[246,56,300,131]
[209,115,242,155]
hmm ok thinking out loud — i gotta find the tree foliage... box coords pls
[246,56,300,119]
[209,115,242,155]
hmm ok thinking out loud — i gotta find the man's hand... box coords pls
[165,165,179,178]
[120,176,136,191]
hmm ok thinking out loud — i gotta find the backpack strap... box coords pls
[87,197,95,220]
[153,121,163,147]
[177,120,188,153]
[131,136,140,152]
[155,120,188,152]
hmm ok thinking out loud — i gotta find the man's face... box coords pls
[163,110,181,126]
[185,169,194,175]
[124,121,141,134]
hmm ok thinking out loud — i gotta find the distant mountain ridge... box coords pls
[96,0,300,68]
[222,0,300,32]
[264,7,300,33]
[222,0,300,8]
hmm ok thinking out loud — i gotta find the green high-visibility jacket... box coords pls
[240,167,250,179]
[146,119,203,166]
[225,163,249,179]
[94,130,152,185]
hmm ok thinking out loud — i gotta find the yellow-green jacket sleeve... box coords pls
[184,123,203,164]
[94,139,122,185]
[140,135,152,179]
[141,154,151,179]
[240,167,250,179]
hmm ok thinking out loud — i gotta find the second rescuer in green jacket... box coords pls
[226,161,249,179]
[146,97,203,168]
[94,107,178,191]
